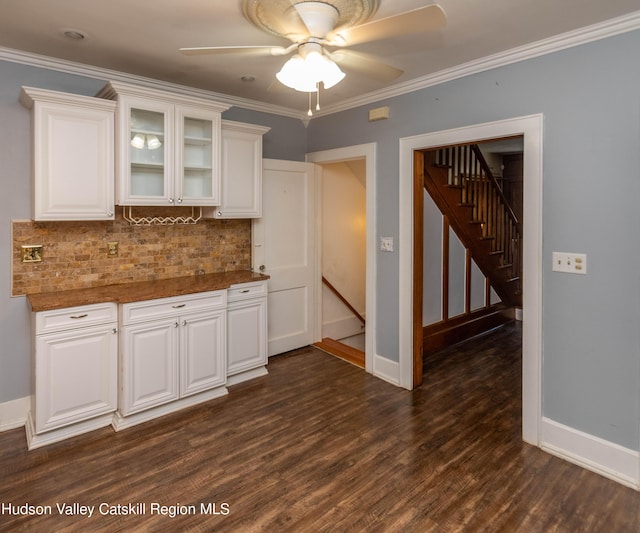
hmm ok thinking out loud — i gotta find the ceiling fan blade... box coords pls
[328,50,403,83]
[330,4,446,46]
[179,45,294,56]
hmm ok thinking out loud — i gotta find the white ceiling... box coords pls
[1,0,639,115]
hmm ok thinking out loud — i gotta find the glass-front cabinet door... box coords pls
[117,96,173,205]
[175,105,221,206]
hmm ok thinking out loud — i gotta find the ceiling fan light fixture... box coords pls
[317,54,346,89]
[276,50,345,92]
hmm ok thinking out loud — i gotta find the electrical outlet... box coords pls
[107,242,119,257]
[22,245,43,263]
[552,252,587,274]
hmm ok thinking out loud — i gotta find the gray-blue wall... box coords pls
[307,30,640,450]
[0,60,306,405]
[2,28,639,451]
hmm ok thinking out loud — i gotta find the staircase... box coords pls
[423,145,522,307]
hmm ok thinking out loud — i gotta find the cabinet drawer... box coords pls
[227,281,267,302]
[35,303,117,335]
[121,290,226,325]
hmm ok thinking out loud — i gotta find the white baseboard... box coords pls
[227,366,268,387]
[373,354,400,387]
[26,410,114,450]
[0,396,30,432]
[112,387,228,431]
[322,315,365,341]
[541,417,639,490]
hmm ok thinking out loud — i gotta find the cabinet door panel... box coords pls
[213,121,269,219]
[117,96,174,205]
[21,88,116,221]
[181,310,226,397]
[227,299,267,375]
[35,326,117,433]
[175,105,221,206]
[120,319,179,415]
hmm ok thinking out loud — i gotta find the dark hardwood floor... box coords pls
[1,322,639,532]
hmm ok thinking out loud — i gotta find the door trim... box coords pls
[306,143,376,374]
[399,115,543,445]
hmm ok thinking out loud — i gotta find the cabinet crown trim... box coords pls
[97,81,230,113]
[20,86,116,111]
[221,119,271,135]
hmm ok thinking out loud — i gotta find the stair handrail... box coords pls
[470,145,520,230]
[322,276,366,326]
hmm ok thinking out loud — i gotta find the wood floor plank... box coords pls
[1,323,639,531]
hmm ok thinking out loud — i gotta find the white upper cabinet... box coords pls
[20,87,116,221]
[207,120,270,219]
[98,81,229,207]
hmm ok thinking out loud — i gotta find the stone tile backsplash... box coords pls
[12,208,252,296]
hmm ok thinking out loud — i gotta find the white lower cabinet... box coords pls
[115,291,227,428]
[227,281,268,384]
[27,283,268,446]
[27,303,118,449]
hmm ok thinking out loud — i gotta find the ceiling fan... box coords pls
[180,0,446,112]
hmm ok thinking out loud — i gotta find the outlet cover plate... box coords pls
[552,252,586,274]
[22,245,43,263]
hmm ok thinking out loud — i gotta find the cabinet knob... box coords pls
[177,197,183,204]
[107,210,114,217]
[112,328,118,334]
[259,265,266,272]
[182,320,187,326]
[168,197,175,204]
[174,322,179,328]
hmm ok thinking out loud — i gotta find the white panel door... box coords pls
[252,159,316,356]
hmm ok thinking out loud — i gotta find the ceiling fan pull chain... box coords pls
[308,92,313,116]
[316,82,321,111]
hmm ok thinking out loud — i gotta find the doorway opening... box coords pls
[307,143,377,375]
[399,115,543,445]
[315,159,367,368]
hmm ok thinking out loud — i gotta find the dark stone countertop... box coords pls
[27,271,269,312]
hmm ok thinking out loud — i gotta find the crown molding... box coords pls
[0,46,306,120]
[1,10,639,121]
[314,9,640,117]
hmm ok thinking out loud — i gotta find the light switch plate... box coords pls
[380,236,394,252]
[552,252,587,274]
